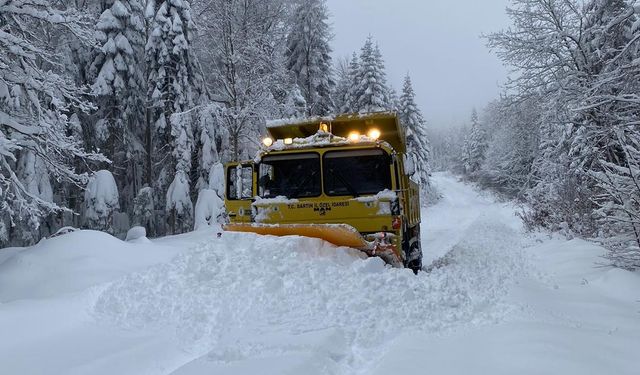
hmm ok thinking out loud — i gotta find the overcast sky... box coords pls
[325,0,511,128]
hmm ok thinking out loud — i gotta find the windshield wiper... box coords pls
[290,170,318,198]
[329,168,359,198]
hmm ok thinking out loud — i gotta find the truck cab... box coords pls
[224,112,422,273]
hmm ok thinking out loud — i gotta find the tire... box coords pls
[403,225,423,274]
[406,242,422,274]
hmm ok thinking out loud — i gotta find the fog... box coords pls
[326,0,511,128]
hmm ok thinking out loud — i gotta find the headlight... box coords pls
[367,128,381,139]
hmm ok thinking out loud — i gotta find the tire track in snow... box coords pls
[91,173,530,374]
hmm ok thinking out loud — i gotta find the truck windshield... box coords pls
[323,149,392,196]
[259,153,321,198]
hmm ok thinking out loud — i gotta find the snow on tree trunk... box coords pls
[84,170,120,233]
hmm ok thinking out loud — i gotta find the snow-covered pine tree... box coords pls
[0,0,106,245]
[353,37,390,113]
[282,84,308,118]
[388,86,400,112]
[285,0,334,116]
[132,186,156,236]
[399,74,431,191]
[339,52,360,114]
[90,0,146,211]
[462,109,487,174]
[165,112,195,233]
[145,0,202,234]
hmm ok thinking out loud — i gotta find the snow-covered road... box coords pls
[0,173,638,375]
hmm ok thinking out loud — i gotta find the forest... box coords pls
[1,0,430,244]
[430,0,640,270]
[2,0,640,271]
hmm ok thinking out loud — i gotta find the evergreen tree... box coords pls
[282,84,308,118]
[339,52,360,113]
[145,0,202,234]
[165,112,195,233]
[399,74,431,190]
[285,0,334,116]
[388,86,400,111]
[353,37,390,113]
[132,186,156,236]
[462,109,487,174]
[90,0,146,212]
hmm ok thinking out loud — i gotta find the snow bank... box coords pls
[125,226,147,242]
[369,174,640,375]
[372,237,640,375]
[1,173,638,375]
[93,210,527,373]
[0,230,177,302]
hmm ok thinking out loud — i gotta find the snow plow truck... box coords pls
[223,112,423,273]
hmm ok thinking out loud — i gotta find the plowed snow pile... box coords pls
[0,173,638,375]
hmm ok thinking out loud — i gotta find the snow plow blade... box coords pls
[223,223,403,267]
[224,223,368,247]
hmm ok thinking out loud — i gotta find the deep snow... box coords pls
[0,173,638,375]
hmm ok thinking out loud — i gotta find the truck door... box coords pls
[225,163,255,223]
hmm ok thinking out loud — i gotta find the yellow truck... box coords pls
[223,112,423,273]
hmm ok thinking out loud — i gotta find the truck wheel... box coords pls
[403,225,422,274]
[406,242,422,274]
